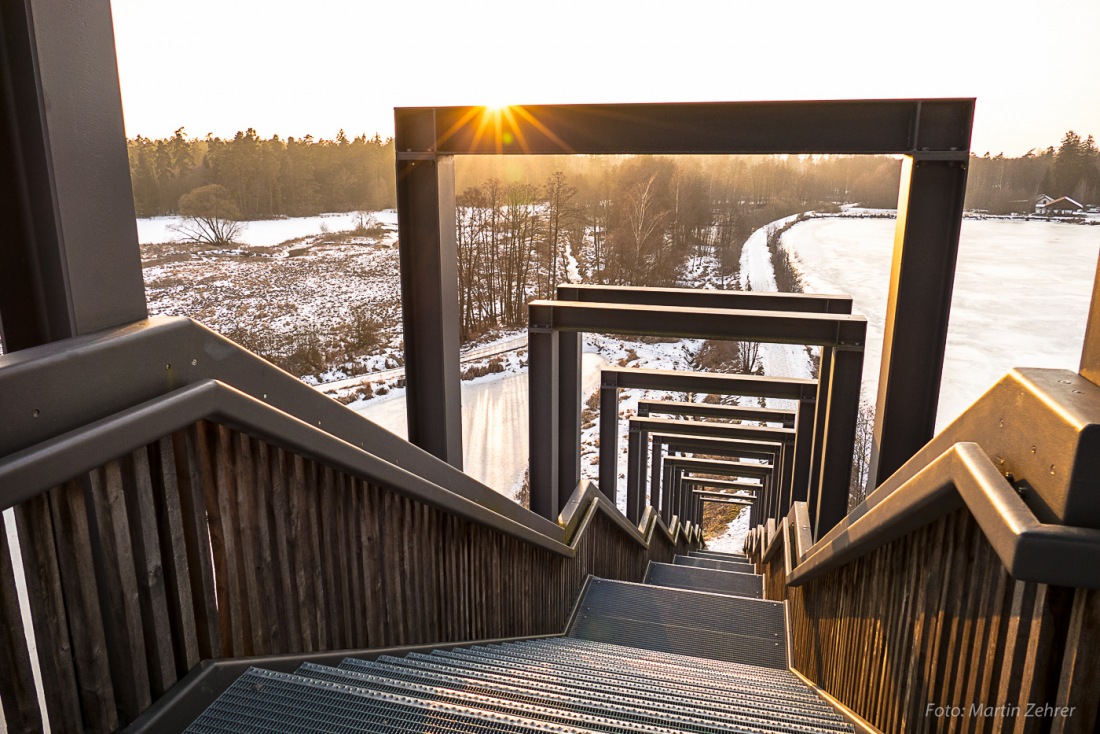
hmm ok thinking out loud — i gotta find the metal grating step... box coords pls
[424,646,826,709]
[314,659,849,734]
[523,638,798,685]
[184,666,594,733]
[645,562,763,597]
[333,653,841,729]
[567,581,792,673]
[675,555,755,573]
[567,579,787,669]
[691,550,749,561]
[294,662,683,734]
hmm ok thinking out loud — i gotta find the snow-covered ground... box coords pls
[781,216,1099,429]
[351,351,610,499]
[738,214,818,411]
[137,210,398,248]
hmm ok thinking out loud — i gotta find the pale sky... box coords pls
[110,0,1099,156]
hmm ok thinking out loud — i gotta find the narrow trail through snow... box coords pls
[738,215,816,411]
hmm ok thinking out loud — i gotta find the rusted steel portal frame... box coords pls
[393,99,973,507]
[629,418,789,524]
[581,340,854,536]
[646,434,780,525]
[663,457,775,525]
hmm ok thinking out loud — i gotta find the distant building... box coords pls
[1032,193,1054,214]
[1043,196,1085,216]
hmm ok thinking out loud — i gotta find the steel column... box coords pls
[1079,253,1100,387]
[527,328,559,519]
[395,111,463,467]
[0,0,146,352]
[816,346,865,535]
[870,153,970,486]
[557,331,583,500]
[790,393,817,513]
[651,444,664,516]
[661,463,675,522]
[626,425,644,522]
[598,380,619,502]
[809,347,831,501]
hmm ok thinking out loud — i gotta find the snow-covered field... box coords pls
[135,207,1097,553]
[138,210,398,248]
[780,216,1099,429]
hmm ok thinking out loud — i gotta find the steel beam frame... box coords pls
[0,0,147,353]
[596,367,811,506]
[647,434,779,525]
[636,426,785,522]
[869,154,971,486]
[637,399,796,427]
[664,457,776,525]
[394,110,464,467]
[395,100,972,519]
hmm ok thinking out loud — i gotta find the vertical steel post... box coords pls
[791,392,817,506]
[597,378,619,502]
[815,346,865,536]
[626,426,644,522]
[652,442,665,517]
[807,347,832,510]
[395,109,463,467]
[780,442,795,512]
[0,0,147,352]
[661,463,674,523]
[557,331,583,500]
[527,327,560,519]
[1079,253,1100,386]
[870,152,969,486]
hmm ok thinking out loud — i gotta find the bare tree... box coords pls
[172,184,243,246]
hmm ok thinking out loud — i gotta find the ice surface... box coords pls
[783,217,1098,429]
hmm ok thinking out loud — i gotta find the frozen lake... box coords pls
[784,217,1099,429]
[353,352,610,496]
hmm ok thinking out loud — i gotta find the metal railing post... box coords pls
[527,326,560,519]
[597,377,619,502]
[557,331,583,502]
[626,425,644,522]
[815,345,865,536]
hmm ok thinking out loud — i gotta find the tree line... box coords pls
[966,131,1099,213]
[127,127,1097,223]
[127,128,395,219]
[451,153,907,338]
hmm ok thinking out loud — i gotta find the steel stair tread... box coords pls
[675,555,756,572]
[307,661,850,733]
[645,562,763,597]
[184,666,598,733]
[341,653,841,727]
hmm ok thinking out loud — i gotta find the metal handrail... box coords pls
[0,316,561,539]
[786,442,1100,589]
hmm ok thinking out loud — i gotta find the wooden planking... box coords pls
[6,418,701,731]
[49,480,118,731]
[86,461,152,722]
[124,445,178,697]
[762,506,1100,734]
[1051,587,1100,734]
[150,436,201,675]
[12,495,83,732]
[0,512,43,733]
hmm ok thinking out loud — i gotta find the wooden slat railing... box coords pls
[0,417,698,733]
[748,444,1100,733]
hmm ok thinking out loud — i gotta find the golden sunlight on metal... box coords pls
[433,105,576,155]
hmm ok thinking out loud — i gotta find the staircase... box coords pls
[184,550,854,733]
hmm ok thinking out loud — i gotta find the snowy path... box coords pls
[738,215,816,411]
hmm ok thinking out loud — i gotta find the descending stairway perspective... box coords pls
[185,550,854,733]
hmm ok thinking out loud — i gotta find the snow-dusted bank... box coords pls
[780,215,1098,429]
